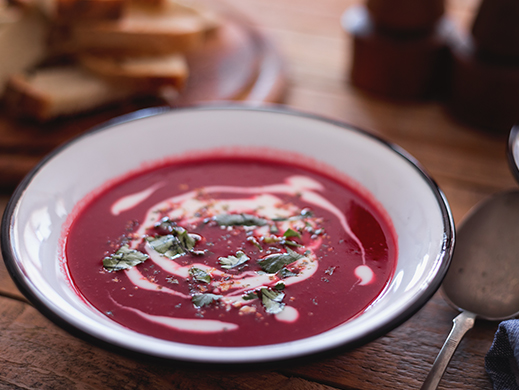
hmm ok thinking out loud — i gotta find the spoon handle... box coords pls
[420,310,477,390]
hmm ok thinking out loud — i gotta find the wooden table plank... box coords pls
[0,295,341,389]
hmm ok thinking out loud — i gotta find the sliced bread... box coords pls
[3,66,138,121]
[0,5,49,94]
[53,0,219,56]
[35,0,128,22]
[79,53,188,90]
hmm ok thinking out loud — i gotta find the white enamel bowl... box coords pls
[508,125,519,184]
[2,106,454,364]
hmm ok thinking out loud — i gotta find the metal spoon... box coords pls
[421,190,519,389]
[422,126,519,389]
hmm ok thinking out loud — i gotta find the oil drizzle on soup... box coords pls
[64,157,397,347]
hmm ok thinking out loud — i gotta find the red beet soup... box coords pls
[64,156,397,347]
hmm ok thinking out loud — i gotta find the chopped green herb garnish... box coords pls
[192,293,222,308]
[263,235,282,244]
[154,216,175,232]
[263,234,301,247]
[213,213,268,227]
[284,240,303,247]
[272,209,313,222]
[146,226,200,259]
[300,208,313,218]
[242,291,259,301]
[165,276,179,284]
[278,268,299,278]
[246,236,263,251]
[103,245,149,272]
[258,247,304,273]
[283,228,301,239]
[171,226,198,251]
[219,251,250,269]
[146,234,185,259]
[274,282,285,290]
[325,266,336,275]
[188,267,211,283]
[261,287,285,314]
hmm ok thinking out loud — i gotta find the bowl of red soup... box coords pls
[2,106,454,363]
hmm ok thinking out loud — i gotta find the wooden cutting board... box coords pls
[0,17,287,190]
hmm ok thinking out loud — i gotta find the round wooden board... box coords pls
[0,17,287,190]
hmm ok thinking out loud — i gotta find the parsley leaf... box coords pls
[258,247,304,273]
[154,216,175,232]
[213,213,268,227]
[283,228,301,239]
[278,268,299,278]
[246,236,263,251]
[103,245,149,272]
[171,226,198,251]
[261,287,285,314]
[188,267,211,283]
[192,293,223,308]
[242,291,259,300]
[219,251,250,269]
[263,235,302,247]
[283,240,303,247]
[146,226,201,259]
[146,234,185,259]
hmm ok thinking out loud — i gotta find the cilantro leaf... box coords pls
[192,293,222,308]
[261,287,285,314]
[258,247,304,273]
[188,267,211,283]
[103,245,149,272]
[213,213,268,227]
[219,251,250,269]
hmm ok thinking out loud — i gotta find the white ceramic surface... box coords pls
[2,106,454,363]
[508,125,519,184]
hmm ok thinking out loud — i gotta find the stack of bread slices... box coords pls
[0,0,220,121]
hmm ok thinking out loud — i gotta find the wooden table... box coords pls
[0,0,513,388]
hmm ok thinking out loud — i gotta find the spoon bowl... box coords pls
[443,191,519,320]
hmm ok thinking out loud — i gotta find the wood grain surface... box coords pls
[0,0,514,388]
